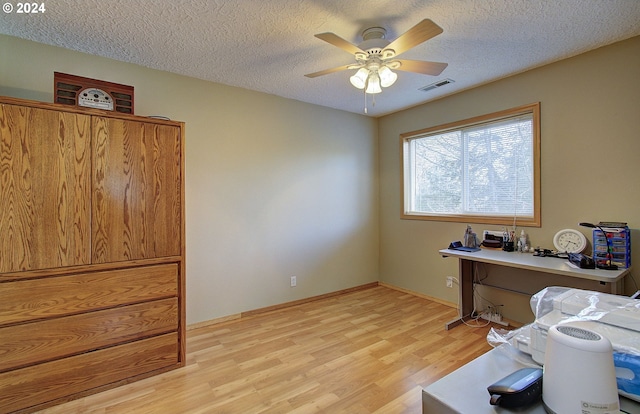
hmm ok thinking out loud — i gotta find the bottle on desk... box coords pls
[518,230,528,253]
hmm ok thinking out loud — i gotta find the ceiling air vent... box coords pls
[419,78,455,92]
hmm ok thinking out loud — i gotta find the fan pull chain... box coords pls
[360,75,378,114]
[363,89,368,114]
[363,77,369,114]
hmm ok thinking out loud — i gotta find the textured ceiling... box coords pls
[1,0,640,116]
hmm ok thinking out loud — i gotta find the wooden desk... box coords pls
[439,248,632,330]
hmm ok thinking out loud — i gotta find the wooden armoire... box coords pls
[0,96,186,413]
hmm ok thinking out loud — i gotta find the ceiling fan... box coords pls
[305,19,448,109]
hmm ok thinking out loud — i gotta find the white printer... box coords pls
[505,287,640,401]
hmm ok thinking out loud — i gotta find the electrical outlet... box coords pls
[446,276,453,288]
[480,313,508,326]
[481,313,502,323]
[480,306,508,326]
[290,276,297,287]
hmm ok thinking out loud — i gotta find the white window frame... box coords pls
[400,103,541,227]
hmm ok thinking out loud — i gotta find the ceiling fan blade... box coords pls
[315,32,365,55]
[385,19,443,56]
[394,59,448,76]
[304,64,354,78]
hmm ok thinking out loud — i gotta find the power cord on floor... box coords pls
[450,263,508,328]
[449,276,491,328]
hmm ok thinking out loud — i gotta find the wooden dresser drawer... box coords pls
[0,298,178,372]
[0,333,178,413]
[0,263,178,326]
[0,97,186,413]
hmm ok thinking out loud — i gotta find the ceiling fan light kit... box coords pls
[366,73,382,94]
[306,19,448,113]
[349,68,369,89]
[350,63,398,93]
[378,66,398,87]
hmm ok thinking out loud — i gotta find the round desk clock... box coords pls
[553,229,587,253]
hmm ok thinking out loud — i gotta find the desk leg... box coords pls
[610,278,622,295]
[445,259,475,330]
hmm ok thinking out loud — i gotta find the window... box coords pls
[401,103,540,227]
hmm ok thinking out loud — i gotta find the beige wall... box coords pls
[0,35,380,325]
[3,33,639,326]
[378,36,640,323]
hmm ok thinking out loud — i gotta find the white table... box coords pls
[439,248,632,329]
[422,345,640,413]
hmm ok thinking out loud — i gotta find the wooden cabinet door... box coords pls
[0,104,91,273]
[92,117,182,263]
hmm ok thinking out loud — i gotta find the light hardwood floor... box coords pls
[36,285,500,413]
